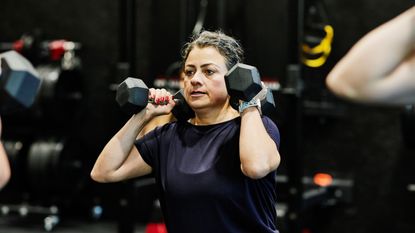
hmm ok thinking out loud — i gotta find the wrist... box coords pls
[239,98,262,115]
[133,109,151,123]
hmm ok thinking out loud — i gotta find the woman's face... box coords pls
[182,46,229,112]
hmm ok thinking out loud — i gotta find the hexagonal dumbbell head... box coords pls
[261,88,276,115]
[0,50,41,108]
[225,63,263,101]
[171,89,195,121]
[116,77,149,115]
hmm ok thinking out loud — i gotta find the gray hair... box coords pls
[181,30,244,70]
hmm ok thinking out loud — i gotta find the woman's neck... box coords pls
[190,105,239,125]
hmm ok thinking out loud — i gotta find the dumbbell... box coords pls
[0,50,41,112]
[225,63,276,115]
[116,77,195,121]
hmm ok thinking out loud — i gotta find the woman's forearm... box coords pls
[91,111,151,182]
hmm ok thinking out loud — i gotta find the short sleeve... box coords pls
[135,127,161,168]
[261,116,281,149]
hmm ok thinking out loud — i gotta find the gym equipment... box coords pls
[170,89,195,122]
[301,24,333,68]
[0,203,60,231]
[277,173,354,208]
[0,50,41,112]
[33,64,83,126]
[0,37,83,132]
[1,31,82,66]
[0,33,85,233]
[0,138,84,232]
[116,78,148,115]
[116,77,195,121]
[0,31,43,66]
[225,63,263,101]
[26,138,85,199]
[301,0,333,68]
[226,63,277,114]
[262,88,277,114]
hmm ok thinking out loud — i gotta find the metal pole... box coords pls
[283,0,305,232]
[117,0,137,80]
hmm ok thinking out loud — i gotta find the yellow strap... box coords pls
[302,25,334,68]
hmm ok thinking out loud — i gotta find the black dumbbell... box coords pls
[116,77,195,121]
[0,50,41,112]
[225,63,276,115]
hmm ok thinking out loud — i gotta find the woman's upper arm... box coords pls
[112,146,152,181]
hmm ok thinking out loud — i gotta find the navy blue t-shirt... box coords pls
[135,116,280,233]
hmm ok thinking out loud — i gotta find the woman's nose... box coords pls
[190,71,203,85]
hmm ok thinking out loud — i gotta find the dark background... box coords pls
[0,0,415,233]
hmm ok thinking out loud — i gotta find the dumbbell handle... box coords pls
[147,90,182,105]
[145,89,194,121]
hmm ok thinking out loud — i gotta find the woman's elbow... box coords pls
[326,72,359,100]
[326,72,347,96]
[90,169,110,183]
[241,159,280,180]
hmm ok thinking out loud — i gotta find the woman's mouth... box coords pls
[190,91,206,97]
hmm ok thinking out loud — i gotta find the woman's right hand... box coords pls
[145,88,176,118]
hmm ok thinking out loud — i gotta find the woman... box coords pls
[91,30,281,233]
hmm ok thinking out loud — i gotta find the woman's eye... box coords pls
[205,69,215,75]
[184,70,194,76]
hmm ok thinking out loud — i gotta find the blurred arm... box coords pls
[326,6,415,105]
